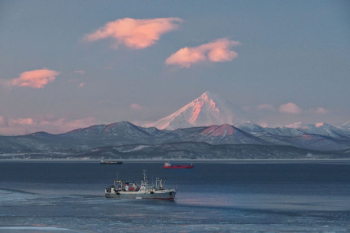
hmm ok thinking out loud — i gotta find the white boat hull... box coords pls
[105,189,176,200]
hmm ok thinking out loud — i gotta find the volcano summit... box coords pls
[144,91,252,130]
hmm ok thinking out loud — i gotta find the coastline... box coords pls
[1,158,350,164]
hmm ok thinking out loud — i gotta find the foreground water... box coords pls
[0,160,350,232]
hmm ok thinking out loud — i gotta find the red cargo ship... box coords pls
[163,162,194,169]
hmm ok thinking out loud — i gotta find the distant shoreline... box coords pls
[1,158,350,164]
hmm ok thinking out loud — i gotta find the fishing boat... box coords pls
[105,170,176,200]
[163,161,194,169]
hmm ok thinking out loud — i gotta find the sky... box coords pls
[0,0,349,135]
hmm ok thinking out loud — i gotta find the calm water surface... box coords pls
[0,160,350,232]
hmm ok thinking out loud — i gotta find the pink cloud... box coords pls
[78,82,85,88]
[0,116,8,127]
[49,117,96,131]
[165,38,240,68]
[279,103,302,114]
[0,127,28,136]
[3,69,59,88]
[286,122,305,128]
[0,115,97,135]
[11,118,34,125]
[0,117,34,135]
[309,107,329,115]
[84,17,182,49]
[130,103,144,111]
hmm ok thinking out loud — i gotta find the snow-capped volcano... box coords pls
[144,91,252,130]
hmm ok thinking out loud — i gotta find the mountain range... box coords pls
[0,121,349,160]
[0,91,349,160]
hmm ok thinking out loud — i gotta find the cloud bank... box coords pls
[309,107,329,115]
[130,103,144,111]
[165,38,240,68]
[85,17,182,49]
[1,69,59,89]
[257,104,276,111]
[278,103,329,115]
[0,115,97,135]
[279,103,303,114]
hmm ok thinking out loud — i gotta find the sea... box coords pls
[0,160,350,233]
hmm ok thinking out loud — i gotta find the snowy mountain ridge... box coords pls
[1,120,350,160]
[1,91,350,159]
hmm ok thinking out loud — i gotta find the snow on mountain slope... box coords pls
[199,124,267,144]
[234,122,302,137]
[276,134,350,151]
[233,122,350,150]
[1,120,350,154]
[100,121,150,138]
[342,121,350,129]
[234,122,268,136]
[153,124,268,145]
[144,91,252,130]
[62,121,155,146]
[285,122,350,138]
[63,124,107,137]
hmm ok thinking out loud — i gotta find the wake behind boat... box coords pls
[163,161,194,169]
[105,170,176,200]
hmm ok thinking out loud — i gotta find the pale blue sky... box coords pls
[0,0,349,135]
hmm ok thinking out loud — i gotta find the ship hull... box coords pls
[105,190,176,200]
[100,161,123,165]
[163,165,194,169]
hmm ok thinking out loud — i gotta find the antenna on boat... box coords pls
[143,169,148,181]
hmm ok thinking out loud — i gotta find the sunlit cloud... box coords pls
[10,118,33,125]
[47,117,97,132]
[257,104,275,111]
[165,38,240,68]
[0,115,97,135]
[78,82,85,88]
[285,122,305,128]
[0,117,35,135]
[309,107,329,115]
[0,69,59,89]
[84,17,182,49]
[279,102,302,114]
[130,103,144,111]
[0,116,8,127]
